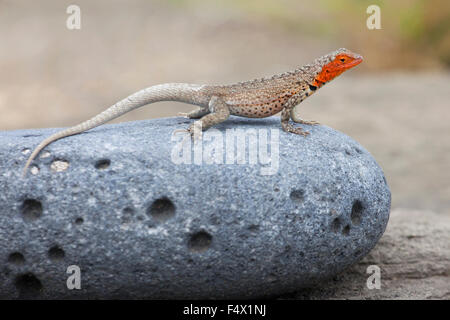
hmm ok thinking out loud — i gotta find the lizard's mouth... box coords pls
[340,55,363,70]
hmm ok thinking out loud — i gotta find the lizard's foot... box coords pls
[173,127,202,144]
[281,123,310,136]
[187,122,203,141]
[178,108,209,119]
[174,123,202,141]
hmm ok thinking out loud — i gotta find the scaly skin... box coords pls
[22,48,363,177]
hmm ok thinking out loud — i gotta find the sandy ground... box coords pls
[0,1,449,216]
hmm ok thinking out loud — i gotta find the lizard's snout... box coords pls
[354,54,363,61]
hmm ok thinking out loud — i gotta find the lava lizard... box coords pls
[23,48,363,176]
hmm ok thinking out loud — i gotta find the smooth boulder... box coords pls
[0,116,390,299]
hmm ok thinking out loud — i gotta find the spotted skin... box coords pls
[23,48,363,177]
[185,48,362,134]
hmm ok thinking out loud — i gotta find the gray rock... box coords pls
[288,209,450,300]
[0,116,390,299]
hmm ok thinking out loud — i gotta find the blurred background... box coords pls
[1,0,449,215]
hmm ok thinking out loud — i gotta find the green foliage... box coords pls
[398,0,425,41]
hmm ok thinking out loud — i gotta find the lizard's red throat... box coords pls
[313,53,363,87]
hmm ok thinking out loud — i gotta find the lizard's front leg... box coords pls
[280,108,309,136]
[179,107,210,119]
[290,106,320,125]
[187,96,230,137]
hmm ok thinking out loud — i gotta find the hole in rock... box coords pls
[8,252,25,265]
[289,189,305,203]
[351,200,364,225]
[148,197,175,222]
[48,246,65,261]
[331,218,341,233]
[123,207,134,215]
[342,225,351,236]
[14,273,43,297]
[122,207,135,224]
[21,199,42,221]
[188,231,212,253]
[95,159,111,170]
[75,217,84,225]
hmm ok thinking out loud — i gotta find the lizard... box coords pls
[22,48,363,177]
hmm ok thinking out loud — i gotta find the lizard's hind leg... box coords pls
[187,96,230,136]
[281,108,309,136]
[179,107,210,119]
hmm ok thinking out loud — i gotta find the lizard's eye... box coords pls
[339,58,346,62]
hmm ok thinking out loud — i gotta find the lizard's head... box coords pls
[311,48,363,88]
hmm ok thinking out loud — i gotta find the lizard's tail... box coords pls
[22,83,206,177]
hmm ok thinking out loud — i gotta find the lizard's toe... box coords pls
[187,125,203,142]
[173,128,189,135]
[294,128,309,136]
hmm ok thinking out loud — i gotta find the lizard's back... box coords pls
[202,71,311,118]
